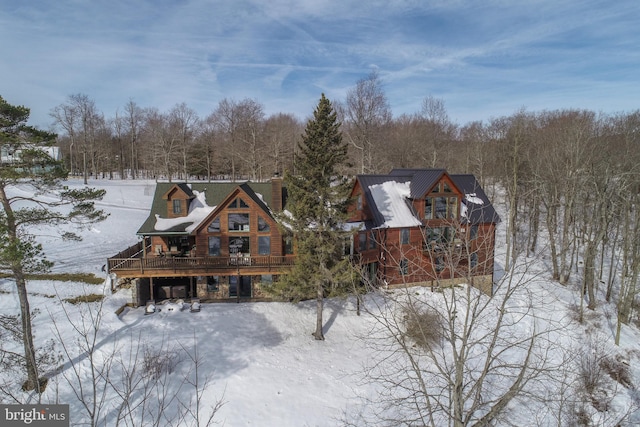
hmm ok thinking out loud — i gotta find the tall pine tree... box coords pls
[273,94,354,340]
[0,95,107,392]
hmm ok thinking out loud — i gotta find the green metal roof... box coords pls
[136,181,284,235]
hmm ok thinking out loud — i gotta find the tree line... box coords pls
[48,74,640,341]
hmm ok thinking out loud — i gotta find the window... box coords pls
[228,213,250,231]
[435,197,447,219]
[400,228,410,245]
[229,236,250,254]
[258,216,270,232]
[366,262,377,283]
[168,236,188,252]
[449,197,458,219]
[359,233,367,252]
[284,236,294,255]
[435,256,445,272]
[229,276,237,297]
[208,236,221,256]
[425,197,433,219]
[172,199,182,214]
[399,258,408,275]
[261,274,273,285]
[207,217,220,232]
[229,198,249,209]
[357,194,363,210]
[470,252,478,269]
[443,182,453,193]
[207,276,220,292]
[369,230,376,249]
[470,225,478,240]
[426,196,457,219]
[425,227,452,250]
[258,236,271,255]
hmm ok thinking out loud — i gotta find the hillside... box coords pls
[0,178,639,426]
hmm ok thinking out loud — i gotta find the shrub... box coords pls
[402,305,442,349]
[601,353,633,389]
[63,294,105,304]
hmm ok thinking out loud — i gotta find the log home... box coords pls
[108,176,294,305]
[347,169,500,294]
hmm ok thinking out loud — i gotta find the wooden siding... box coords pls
[354,223,496,293]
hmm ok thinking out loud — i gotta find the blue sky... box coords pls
[1,0,638,129]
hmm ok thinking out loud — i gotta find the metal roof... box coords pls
[358,169,500,228]
[356,175,411,227]
[137,181,285,235]
[389,168,446,198]
[450,174,501,224]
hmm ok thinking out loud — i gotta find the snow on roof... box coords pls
[154,190,215,233]
[465,193,484,205]
[369,181,422,228]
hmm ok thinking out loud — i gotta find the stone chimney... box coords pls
[271,173,283,212]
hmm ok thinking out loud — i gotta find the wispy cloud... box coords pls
[0,0,637,128]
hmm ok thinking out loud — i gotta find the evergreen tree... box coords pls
[0,95,107,392]
[272,94,354,340]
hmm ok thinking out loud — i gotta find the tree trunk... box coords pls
[15,271,41,392]
[313,281,324,340]
[0,186,41,392]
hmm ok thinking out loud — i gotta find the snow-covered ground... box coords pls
[1,178,639,426]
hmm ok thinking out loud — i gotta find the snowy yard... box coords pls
[1,179,640,426]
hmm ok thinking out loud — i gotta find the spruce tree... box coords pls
[273,94,354,340]
[0,95,107,392]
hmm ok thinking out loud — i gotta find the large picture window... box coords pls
[425,226,452,250]
[208,236,220,256]
[229,236,250,254]
[435,197,447,218]
[258,236,271,255]
[425,196,458,219]
[228,213,250,231]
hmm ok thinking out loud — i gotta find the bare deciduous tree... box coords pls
[350,232,563,426]
[344,70,392,174]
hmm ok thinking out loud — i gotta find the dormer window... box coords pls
[172,199,182,214]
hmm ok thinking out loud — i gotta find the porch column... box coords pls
[150,277,154,301]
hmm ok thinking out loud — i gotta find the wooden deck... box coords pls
[107,253,295,278]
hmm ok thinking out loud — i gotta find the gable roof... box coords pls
[389,168,447,198]
[162,182,195,200]
[450,174,501,224]
[137,181,285,235]
[356,169,500,228]
[356,175,420,228]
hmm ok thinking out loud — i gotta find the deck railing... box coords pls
[107,254,295,274]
